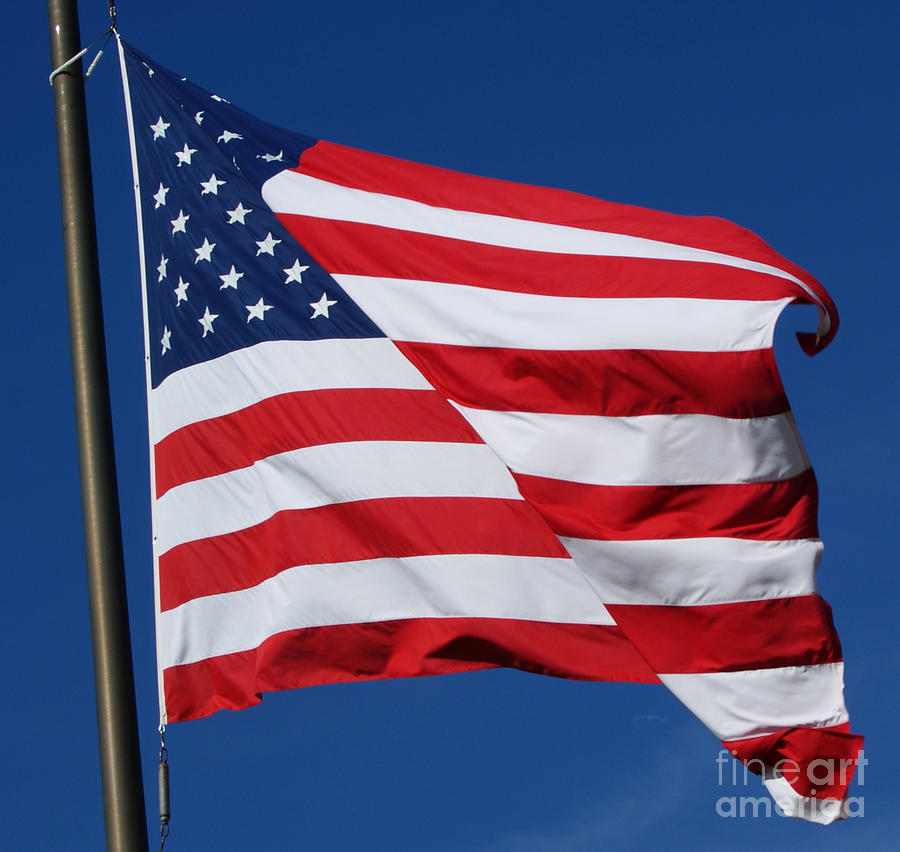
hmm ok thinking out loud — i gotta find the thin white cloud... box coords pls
[472,722,702,852]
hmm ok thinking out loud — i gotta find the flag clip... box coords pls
[158,725,170,851]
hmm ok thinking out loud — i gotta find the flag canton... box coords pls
[123,42,383,388]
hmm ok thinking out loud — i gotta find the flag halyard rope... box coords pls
[48,25,113,85]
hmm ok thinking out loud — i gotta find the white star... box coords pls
[283,259,310,284]
[219,265,244,290]
[255,232,282,256]
[170,209,190,235]
[200,174,226,195]
[160,326,172,355]
[174,276,190,305]
[157,254,168,282]
[150,116,170,140]
[153,182,169,209]
[226,202,252,224]
[175,143,197,167]
[194,110,205,125]
[246,298,273,323]
[211,93,229,103]
[194,237,216,263]
[198,306,219,337]
[309,292,337,319]
[258,150,283,162]
[217,130,243,144]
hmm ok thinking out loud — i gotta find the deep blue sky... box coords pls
[5,1,897,849]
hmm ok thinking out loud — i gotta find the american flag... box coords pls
[119,39,861,821]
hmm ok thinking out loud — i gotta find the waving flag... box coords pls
[118,38,861,822]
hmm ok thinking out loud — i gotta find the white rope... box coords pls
[48,28,112,86]
[85,49,104,79]
[49,46,88,84]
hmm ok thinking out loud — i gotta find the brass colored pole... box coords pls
[47,1,148,849]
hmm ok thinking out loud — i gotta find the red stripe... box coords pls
[159,496,570,611]
[154,387,480,496]
[725,723,864,800]
[163,617,660,722]
[606,595,841,674]
[396,342,788,417]
[292,141,837,351]
[513,471,818,541]
[279,213,807,301]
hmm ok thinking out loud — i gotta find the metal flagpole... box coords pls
[47,1,149,849]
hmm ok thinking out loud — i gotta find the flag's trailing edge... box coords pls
[117,36,860,823]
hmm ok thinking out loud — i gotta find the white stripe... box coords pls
[453,404,810,486]
[263,170,812,290]
[333,275,788,352]
[561,537,822,606]
[661,663,849,741]
[150,338,430,441]
[155,440,522,555]
[762,774,847,824]
[158,552,615,668]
